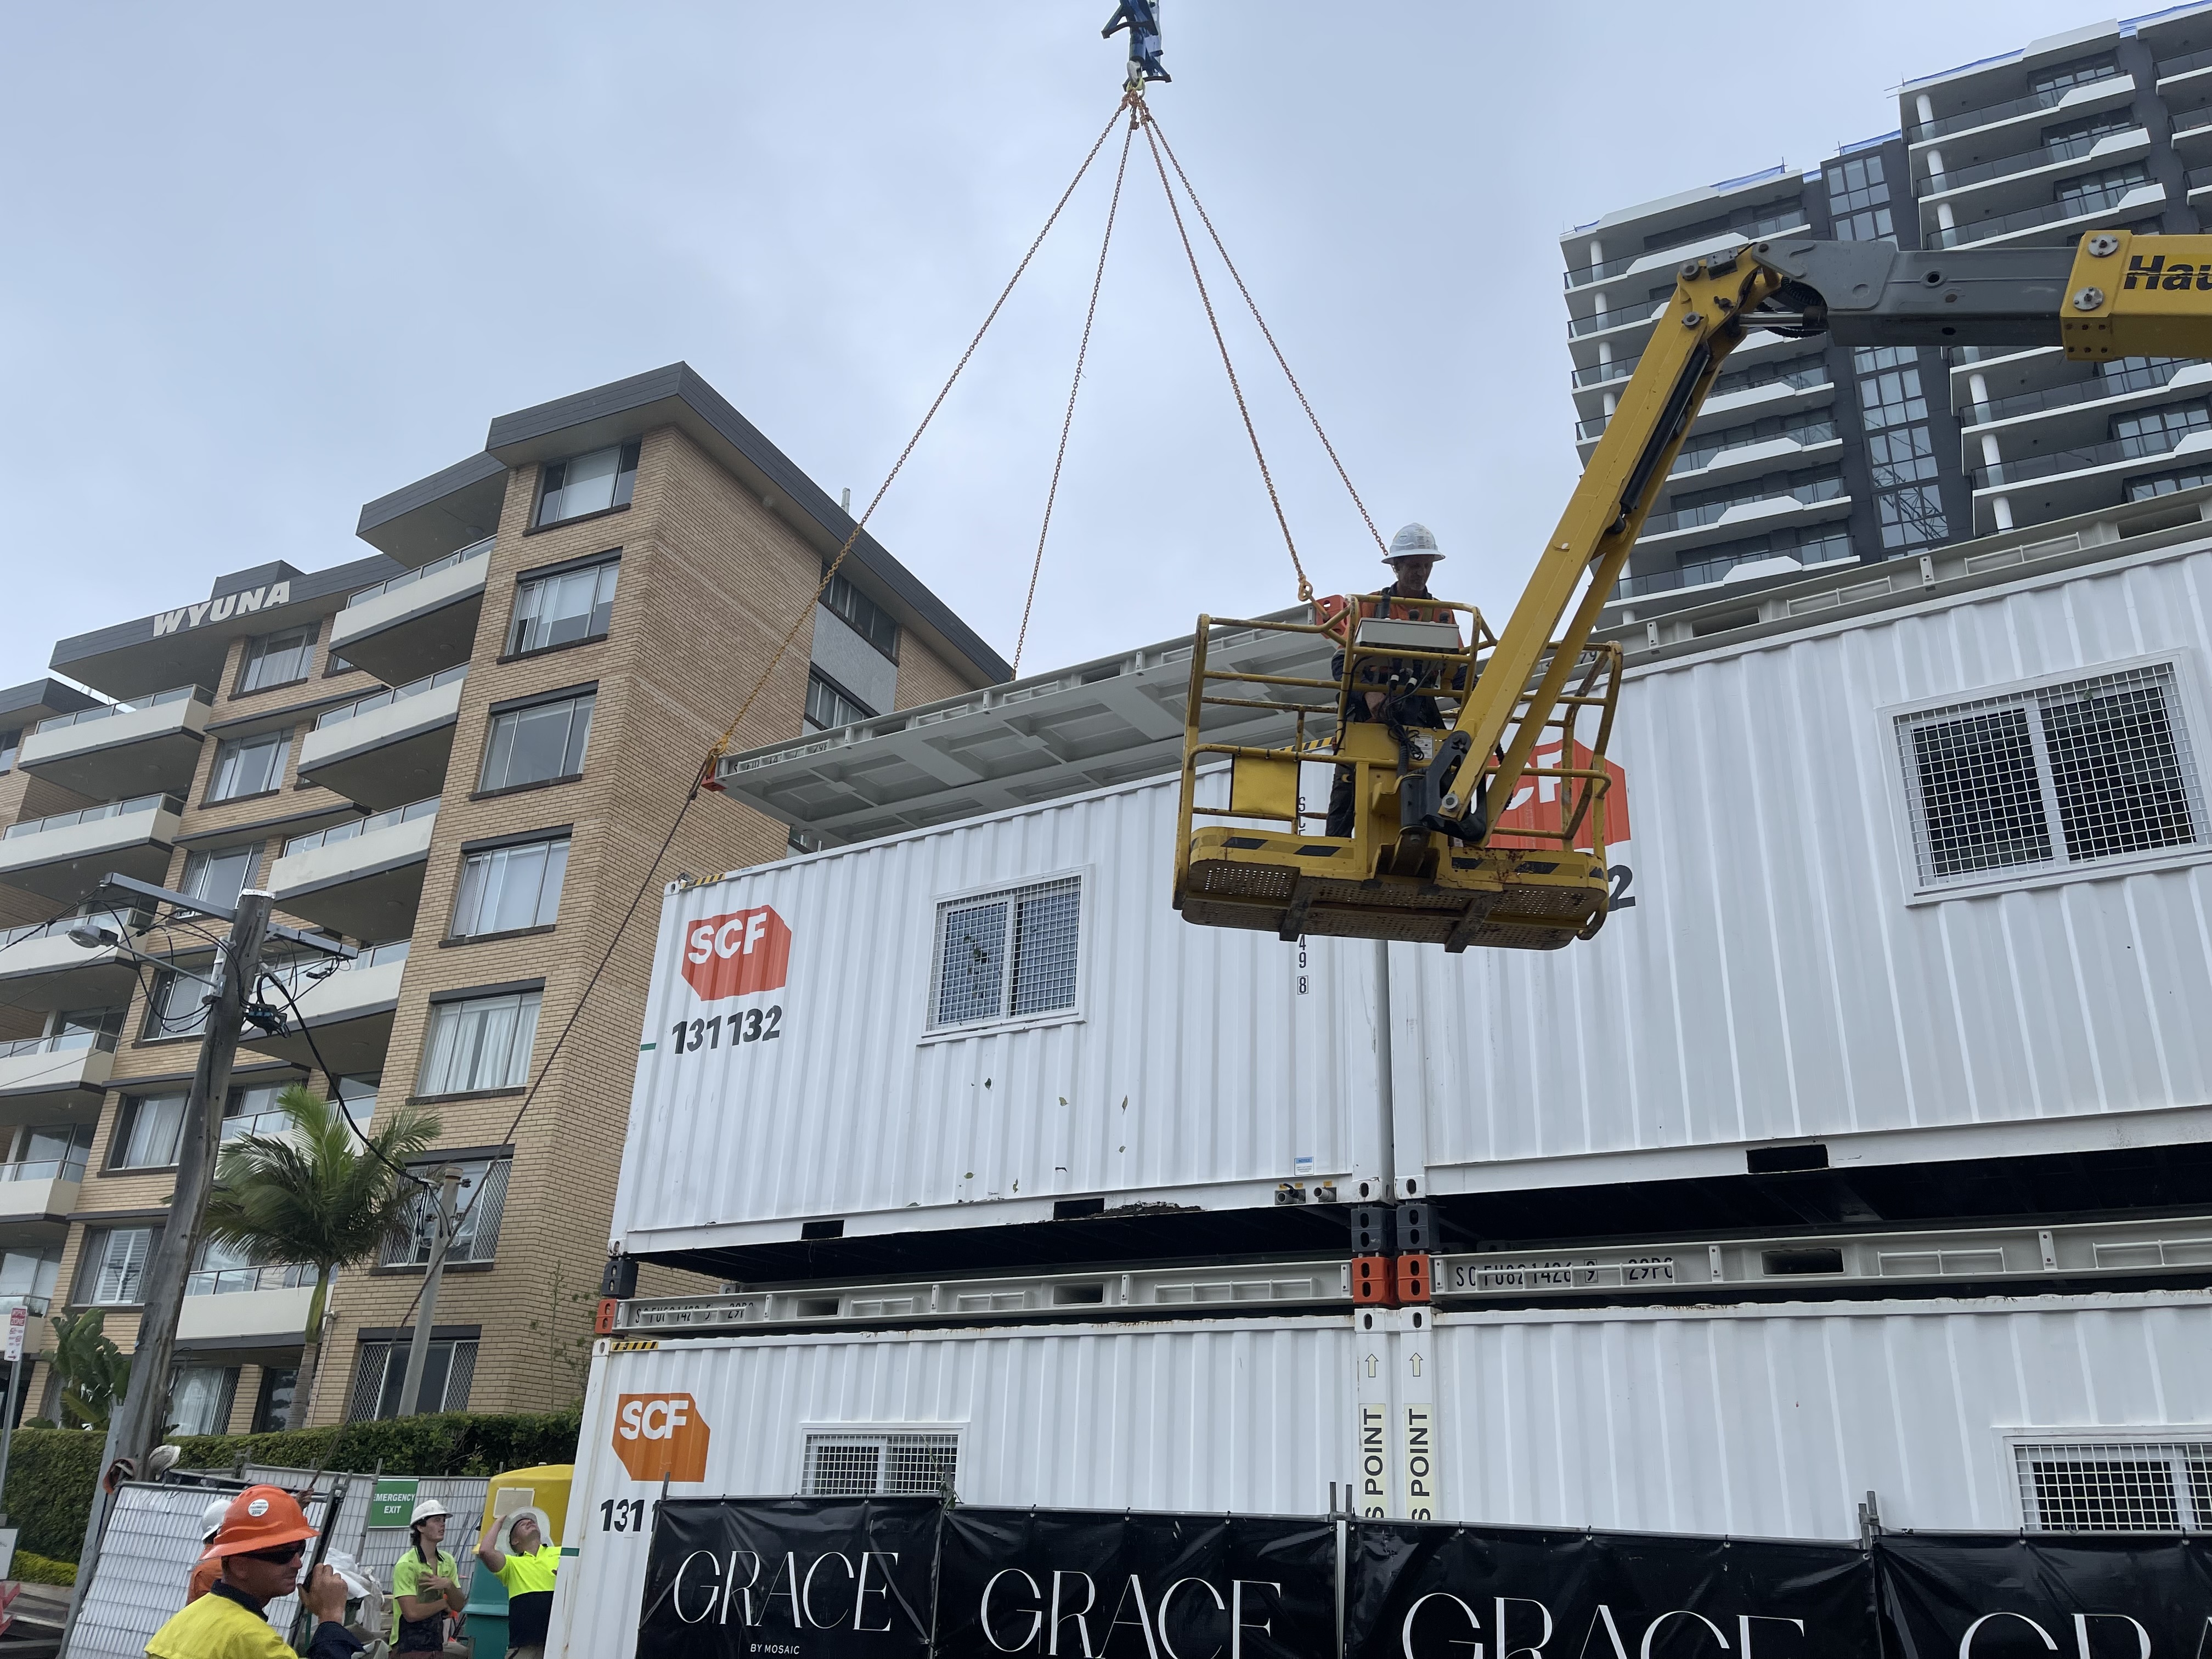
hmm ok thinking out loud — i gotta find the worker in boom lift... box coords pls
[1323,523,1459,836]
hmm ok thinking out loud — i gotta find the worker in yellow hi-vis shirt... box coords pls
[145,1485,362,1658]
[476,1506,560,1659]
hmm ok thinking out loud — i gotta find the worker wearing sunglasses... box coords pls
[146,1484,364,1658]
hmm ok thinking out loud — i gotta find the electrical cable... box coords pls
[1013,103,1140,678]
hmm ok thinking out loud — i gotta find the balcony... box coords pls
[2154,45,2212,91]
[1971,426,2212,532]
[1908,71,2133,146]
[18,686,210,799]
[0,1158,85,1225]
[0,911,145,1011]
[0,794,182,904]
[177,1277,315,1344]
[1974,427,2212,489]
[0,1029,115,1114]
[245,940,409,1074]
[267,799,436,940]
[1639,483,1852,554]
[1929,179,2166,250]
[325,538,491,687]
[1918,129,2146,202]
[1561,212,1811,290]
[1565,301,1662,341]
[1960,359,2200,427]
[1617,540,1858,601]
[1669,421,1841,484]
[295,665,465,810]
[2190,166,2212,205]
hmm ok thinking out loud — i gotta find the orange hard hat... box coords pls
[198,1485,317,1561]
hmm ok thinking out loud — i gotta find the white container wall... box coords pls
[613,776,1385,1254]
[1397,543,2212,1195]
[546,1290,2212,1659]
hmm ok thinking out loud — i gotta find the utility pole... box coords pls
[398,1166,462,1415]
[64,887,273,1637]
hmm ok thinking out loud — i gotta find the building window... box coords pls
[347,1336,476,1420]
[2113,401,2210,458]
[336,1076,378,1137]
[167,1365,238,1436]
[239,626,317,693]
[821,568,900,661]
[1711,351,1827,400]
[535,442,639,527]
[1825,154,1893,242]
[2014,1439,2211,1531]
[1897,661,2205,888]
[479,692,593,792]
[208,730,290,801]
[188,1235,309,1296]
[509,556,619,656]
[1854,347,1928,430]
[144,968,214,1040]
[804,671,874,733]
[419,990,541,1095]
[9,1124,91,1182]
[451,837,569,938]
[2029,55,2119,98]
[381,1157,511,1267]
[2057,165,2148,211]
[929,876,1082,1030]
[0,729,19,772]
[221,1082,292,1143]
[179,844,261,916]
[802,1430,959,1497]
[2126,464,2212,501]
[1,1248,60,1310]
[1876,483,1949,550]
[79,1227,155,1306]
[1866,425,1938,488]
[251,1367,298,1434]
[115,1093,188,1169]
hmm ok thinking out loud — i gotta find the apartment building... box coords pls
[0,363,1005,1432]
[1565,8,2212,625]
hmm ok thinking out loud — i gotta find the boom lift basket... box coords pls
[1172,601,1621,951]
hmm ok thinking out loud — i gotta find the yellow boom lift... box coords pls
[1172,229,2212,951]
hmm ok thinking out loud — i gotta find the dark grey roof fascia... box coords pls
[49,554,403,675]
[0,679,97,722]
[486,363,1012,685]
[356,450,507,542]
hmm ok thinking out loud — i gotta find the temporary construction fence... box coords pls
[66,1470,489,1659]
[612,1496,2212,1659]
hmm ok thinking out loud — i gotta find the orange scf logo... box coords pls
[680,907,792,1002]
[1488,738,1630,851]
[613,1392,710,1482]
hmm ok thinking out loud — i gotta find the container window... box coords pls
[1897,662,2205,889]
[929,877,1081,1031]
[2013,1439,2212,1531]
[802,1431,958,1498]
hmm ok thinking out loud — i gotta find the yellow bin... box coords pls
[462,1463,575,1654]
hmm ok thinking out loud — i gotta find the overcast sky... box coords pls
[3,2,2107,696]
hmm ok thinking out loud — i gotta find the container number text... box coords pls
[600,1497,648,1531]
[670,1006,783,1054]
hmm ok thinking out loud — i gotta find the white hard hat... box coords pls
[1385,522,1442,563]
[501,1506,554,1551]
[409,1496,452,1525]
[201,1496,231,1541]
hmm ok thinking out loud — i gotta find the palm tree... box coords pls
[202,1084,440,1430]
[47,1308,129,1430]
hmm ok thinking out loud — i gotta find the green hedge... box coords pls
[14,1550,76,1585]
[5,1410,580,1564]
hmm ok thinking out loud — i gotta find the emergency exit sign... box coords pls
[368,1478,419,1527]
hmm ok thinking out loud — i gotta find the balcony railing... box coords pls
[1976,426,2207,487]
[1616,538,1856,600]
[0,1027,119,1060]
[31,685,206,736]
[0,907,145,952]
[1921,130,2133,196]
[1566,302,1662,340]
[281,797,437,857]
[1961,358,2188,425]
[1560,211,1810,289]
[1909,71,2123,143]
[2157,46,2212,81]
[1571,355,1641,390]
[345,537,493,607]
[1931,180,2158,249]
[3,793,178,841]
[315,664,466,731]
[2190,167,2212,195]
[186,1262,315,1296]
[1641,476,1847,537]
[0,1295,52,1317]
[263,937,410,1002]
[0,1156,89,1186]
[1673,419,1838,476]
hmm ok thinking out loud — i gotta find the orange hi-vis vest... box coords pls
[1316,590,1464,687]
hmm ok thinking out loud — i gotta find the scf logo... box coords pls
[613,1392,711,1481]
[681,906,792,1001]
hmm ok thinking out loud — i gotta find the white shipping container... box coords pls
[545,1290,2212,1659]
[1398,541,2212,1196]
[613,775,1386,1256]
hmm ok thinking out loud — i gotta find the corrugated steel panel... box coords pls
[1400,545,2212,1192]
[614,775,1384,1252]
[546,1291,2212,1659]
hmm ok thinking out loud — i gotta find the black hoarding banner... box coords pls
[635,1496,939,1659]
[1348,1520,1877,1659]
[936,1506,1338,1658]
[1877,1533,2212,1658]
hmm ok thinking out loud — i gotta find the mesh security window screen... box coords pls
[929,877,1081,1029]
[347,1338,478,1420]
[802,1431,959,1497]
[1898,663,2204,887]
[2015,1440,2212,1531]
